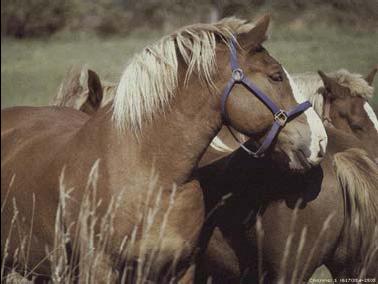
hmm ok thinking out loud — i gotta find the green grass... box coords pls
[1,31,163,107]
[2,25,378,109]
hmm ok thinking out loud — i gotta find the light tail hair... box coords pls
[333,148,378,274]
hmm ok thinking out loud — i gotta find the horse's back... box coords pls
[1,106,88,133]
[2,105,89,176]
[2,106,86,168]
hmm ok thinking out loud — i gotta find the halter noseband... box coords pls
[221,37,312,158]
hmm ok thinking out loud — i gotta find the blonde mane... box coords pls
[333,148,378,263]
[112,17,256,133]
[293,69,374,119]
[292,73,325,117]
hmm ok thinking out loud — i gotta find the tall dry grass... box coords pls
[1,161,186,283]
[2,156,378,283]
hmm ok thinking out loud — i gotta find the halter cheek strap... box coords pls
[220,37,312,157]
[323,95,334,127]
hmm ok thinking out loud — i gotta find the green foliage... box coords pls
[2,0,378,38]
[1,0,131,38]
[1,0,69,37]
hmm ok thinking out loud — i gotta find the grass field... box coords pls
[2,24,378,109]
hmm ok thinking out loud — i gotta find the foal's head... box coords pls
[53,66,115,115]
[214,16,327,172]
[318,68,378,159]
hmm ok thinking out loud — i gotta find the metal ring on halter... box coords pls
[274,110,288,127]
[232,68,244,81]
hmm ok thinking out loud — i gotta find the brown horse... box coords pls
[199,67,378,167]
[52,57,378,283]
[300,68,378,159]
[1,16,327,283]
[51,66,115,115]
[195,68,378,283]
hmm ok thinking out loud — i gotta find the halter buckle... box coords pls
[274,110,288,127]
[232,68,244,82]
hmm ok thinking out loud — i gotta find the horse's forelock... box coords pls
[329,69,374,99]
[292,70,375,120]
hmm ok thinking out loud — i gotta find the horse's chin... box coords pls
[270,147,313,175]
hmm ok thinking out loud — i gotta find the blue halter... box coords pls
[221,37,312,158]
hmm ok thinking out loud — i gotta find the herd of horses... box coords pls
[1,15,378,283]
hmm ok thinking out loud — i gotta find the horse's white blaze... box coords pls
[210,136,234,153]
[284,69,328,165]
[363,102,378,132]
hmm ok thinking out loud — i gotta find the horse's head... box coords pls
[53,66,115,115]
[318,68,378,159]
[215,15,327,172]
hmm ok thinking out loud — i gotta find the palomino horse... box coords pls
[299,68,378,159]
[52,44,378,284]
[195,68,378,282]
[1,16,327,283]
[52,57,378,283]
[51,66,115,115]
[200,67,378,166]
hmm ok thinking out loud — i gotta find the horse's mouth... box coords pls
[289,149,312,173]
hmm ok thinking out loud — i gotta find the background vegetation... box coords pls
[2,0,378,109]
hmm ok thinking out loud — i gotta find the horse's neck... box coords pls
[85,89,222,187]
[325,127,364,154]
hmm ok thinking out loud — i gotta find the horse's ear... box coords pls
[87,69,103,108]
[365,65,378,86]
[238,14,270,51]
[318,70,345,98]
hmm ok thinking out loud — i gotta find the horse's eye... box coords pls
[269,72,283,82]
[350,122,363,131]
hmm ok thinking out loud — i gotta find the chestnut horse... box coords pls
[199,67,378,167]
[195,67,378,283]
[52,43,378,284]
[1,16,327,283]
[51,66,115,115]
[52,58,378,282]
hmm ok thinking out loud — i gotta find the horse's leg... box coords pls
[178,265,195,284]
[162,180,205,282]
[127,180,204,283]
[195,227,241,283]
[78,253,118,284]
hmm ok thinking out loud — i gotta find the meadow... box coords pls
[2,23,378,109]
